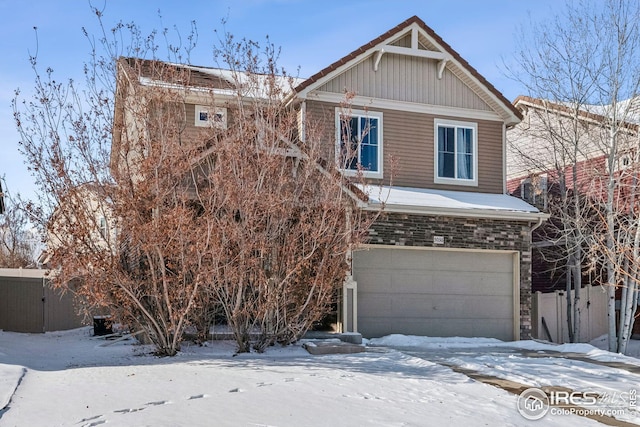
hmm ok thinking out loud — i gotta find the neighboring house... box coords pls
[45,183,116,257]
[113,16,546,341]
[506,95,639,340]
[506,96,606,294]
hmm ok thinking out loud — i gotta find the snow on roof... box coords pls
[138,63,306,100]
[182,64,306,90]
[358,185,540,215]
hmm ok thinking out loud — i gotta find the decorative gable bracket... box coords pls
[373,27,451,79]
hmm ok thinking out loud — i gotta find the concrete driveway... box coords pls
[373,342,640,426]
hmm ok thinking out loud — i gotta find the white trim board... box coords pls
[306,91,502,122]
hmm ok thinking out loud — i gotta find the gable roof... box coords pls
[293,16,522,125]
[514,95,640,130]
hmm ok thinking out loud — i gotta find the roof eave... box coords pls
[364,202,550,222]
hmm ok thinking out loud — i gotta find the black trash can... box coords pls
[93,315,113,336]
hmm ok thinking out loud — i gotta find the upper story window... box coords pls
[195,105,227,129]
[99,216,108,239]
[434,118,478,186]
[336,109,383,179]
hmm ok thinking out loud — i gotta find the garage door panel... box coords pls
[389,249,439,270]
[358,318,392,338]
[354,270,392,293]
[394,318,512,340]
[417,251,511,273]
[391,295,513,319]
[354,247,516,340]
[385,272,434,293]
[352,249,393,269]
[359,318,513,340]
[358,293,392,314]
[360,271,514,296]
[427,271,514,295]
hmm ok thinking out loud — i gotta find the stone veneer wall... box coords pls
[365,212,534,339]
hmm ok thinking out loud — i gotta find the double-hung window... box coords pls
[336,109,383,178]
[434,119,478,186]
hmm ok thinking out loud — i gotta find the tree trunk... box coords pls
[572,248,581,343]
[566,257,574,343]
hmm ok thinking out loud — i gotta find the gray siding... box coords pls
[306,100,504,193]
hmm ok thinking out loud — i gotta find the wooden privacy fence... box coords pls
[532,285,608,344]
[0,269,85,333]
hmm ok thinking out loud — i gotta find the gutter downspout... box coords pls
[531,214,546,233]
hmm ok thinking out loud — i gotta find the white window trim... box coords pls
[434,118,478,187]
[195,105,228,129]
[335,108,384,179]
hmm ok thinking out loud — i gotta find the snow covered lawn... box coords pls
[0,328,637,426]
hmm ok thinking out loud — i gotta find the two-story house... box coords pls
[113,16,546,341]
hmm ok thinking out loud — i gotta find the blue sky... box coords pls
[0,0,559,201]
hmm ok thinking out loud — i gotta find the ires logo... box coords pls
[549,391,598,406]
[517,387,635,420]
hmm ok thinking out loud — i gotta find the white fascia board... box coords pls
[363,202,550,222]
[310,91,502,122]
[296,52,376,99]
[379,44,449,60]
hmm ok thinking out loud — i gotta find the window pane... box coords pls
[340,116,359,170]
[457,153,473,179]
[438,153,455,178]
[438,126,454,152]
[350,117,359,141]
[457,128,473,154]
[361,117,378,146]
[361,144,378,171]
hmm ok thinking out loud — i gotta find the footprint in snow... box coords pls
[79,415,102,422]
[146,400,170,406]
[189,394,208,399]
[79,415,106,427]
[114,407,145,414]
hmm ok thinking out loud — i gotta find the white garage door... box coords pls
[353,247,517,340]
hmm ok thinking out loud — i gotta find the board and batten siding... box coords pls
[305,100,504,193]
[317,54,492,112]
